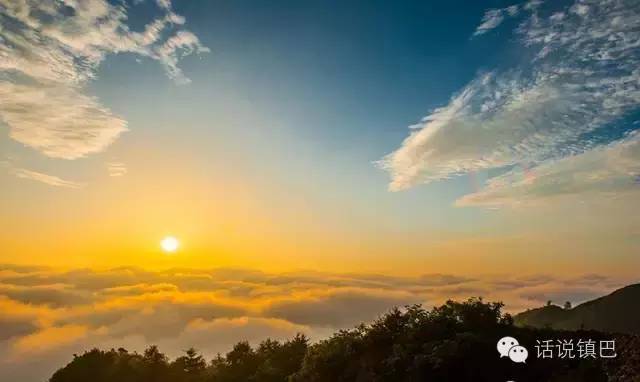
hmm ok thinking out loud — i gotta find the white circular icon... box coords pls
[508,345,528,363]
[497,336,519,358]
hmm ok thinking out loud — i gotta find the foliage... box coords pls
[49,298,640,382]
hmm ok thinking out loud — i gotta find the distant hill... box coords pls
[515,283,640,334]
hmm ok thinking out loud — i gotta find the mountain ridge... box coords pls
[515,283,640,334]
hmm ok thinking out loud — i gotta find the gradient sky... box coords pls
[1,0,639,277]
[1,1,640,381]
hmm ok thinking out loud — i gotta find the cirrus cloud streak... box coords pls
[380,0,640,207]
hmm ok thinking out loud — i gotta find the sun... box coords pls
[160,236,180,253]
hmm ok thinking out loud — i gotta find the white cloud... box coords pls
[156,0,173,11]
[10,167,85,189]
[0,83,127,160]
[473,5,520,36]
[106,162,127,177]
[456,132,640,207]
[0,265,630,381]
[0,0,208,164]
[153,31,210,85]
[473,9,505,36]
[381,0,640,204]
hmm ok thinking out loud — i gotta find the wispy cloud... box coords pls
[380,0,640,206]
[106,162,127,177]
[456,131,640,207]
[0,0,208,160]
[10,168,85,189]
[472,1,538,36]
[0,83,127,160]
[473,4,520,36]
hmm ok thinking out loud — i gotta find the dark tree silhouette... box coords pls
[49,298,640,382]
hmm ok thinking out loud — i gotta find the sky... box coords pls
[0,0,639,380]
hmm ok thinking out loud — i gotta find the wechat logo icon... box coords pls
[497,336,528,363]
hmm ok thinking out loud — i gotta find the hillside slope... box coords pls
[515,284,640,334]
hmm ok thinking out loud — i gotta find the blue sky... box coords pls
[0,1,639,380]
[0,0,638,274]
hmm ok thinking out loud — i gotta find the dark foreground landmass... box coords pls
[515,284,640,335]
[49,296,640,382]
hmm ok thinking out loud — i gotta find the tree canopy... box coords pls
[49,298,640,382]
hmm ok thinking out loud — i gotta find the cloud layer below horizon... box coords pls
[0,265,629,381]
[381,0,640,207]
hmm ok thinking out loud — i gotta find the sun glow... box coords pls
[160,236,180,253]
